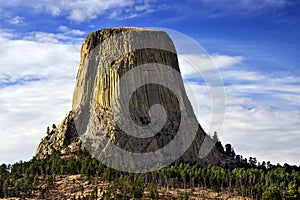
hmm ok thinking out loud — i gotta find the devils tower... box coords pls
[35,27,229,171]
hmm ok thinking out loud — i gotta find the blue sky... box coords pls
[0,0,300,165]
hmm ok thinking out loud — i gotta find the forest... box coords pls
[1,144,300,199]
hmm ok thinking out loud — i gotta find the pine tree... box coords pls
[262,185,283,200]
[46,127,50,135]
[285,182,299,200]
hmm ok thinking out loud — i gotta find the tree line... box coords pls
[0,142,300,199]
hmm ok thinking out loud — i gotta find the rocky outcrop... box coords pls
[34,112,81,159]
[35,27,230,168]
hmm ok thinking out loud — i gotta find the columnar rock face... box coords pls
[35,27,229,167]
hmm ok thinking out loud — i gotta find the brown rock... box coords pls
[35,27,230,168]
[34,111,81,159]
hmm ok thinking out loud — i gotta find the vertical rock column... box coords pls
[72,27,221,169]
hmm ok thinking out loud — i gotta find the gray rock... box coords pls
[35,27,231,167]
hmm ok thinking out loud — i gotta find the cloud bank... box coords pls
[181,59,300,165]
[0,31,80,163]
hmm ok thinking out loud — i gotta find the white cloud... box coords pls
[221,70,265,81]
[221,102,300,165]
[0,32,80,164]
[42,0,135,21]
[23,31,84,43]
[212,54,244,69]
[58,26,85,36]
[1,0,155,22]
[108,11,139,20]
[178,54,243,76]
[0,28,299,166]
[9,16,24,25]
[0,29,13,38]
[175,45,300,166]
[135,4,149,12]
[0,36,81,78]
[183,65,300,165]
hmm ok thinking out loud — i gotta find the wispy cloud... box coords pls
[179,54,243,76]
[0,75,42,88]
[23,31,84,44]
[202,0,291,12]
[0,29,13,38]
[183,65,300,165]
[58,26,85,36]
[0,0,156,22]
[181,0,294,18]
[9,16,24,25]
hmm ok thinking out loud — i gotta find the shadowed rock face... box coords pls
[35,27,229,167]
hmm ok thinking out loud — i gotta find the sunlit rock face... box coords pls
[35,27,230,167]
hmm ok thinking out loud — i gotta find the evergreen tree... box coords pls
[149,183,159,200]
[262,185,283,200]
[46,127,50,135]
[52,124,56,130]
[285,182,299,200]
